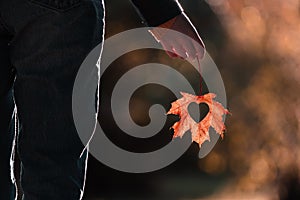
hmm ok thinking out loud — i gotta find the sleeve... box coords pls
[130,0,183,26]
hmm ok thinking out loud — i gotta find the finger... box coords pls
[192,38,205,59]
[171,43,187,59]
[180,38,197,60]
[160,41,180,58]
[168,50,180,58]
[181,15,206,59]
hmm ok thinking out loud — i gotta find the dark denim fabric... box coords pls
[0,0,104,199]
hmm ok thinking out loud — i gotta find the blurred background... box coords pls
[84,0,300,199]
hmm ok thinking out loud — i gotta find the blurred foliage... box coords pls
[204,0,300,199]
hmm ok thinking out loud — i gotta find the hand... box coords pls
[149,13,205,60]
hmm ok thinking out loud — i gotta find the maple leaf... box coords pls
[167,92,230,146]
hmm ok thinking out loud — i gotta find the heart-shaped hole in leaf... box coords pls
[167,92,229,146]
[188,102,209,123]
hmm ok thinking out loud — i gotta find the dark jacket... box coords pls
[130,0,183,26]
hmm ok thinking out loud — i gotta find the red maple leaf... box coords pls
[167,92,230,146]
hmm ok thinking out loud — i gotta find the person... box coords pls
[0,0,205,199]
